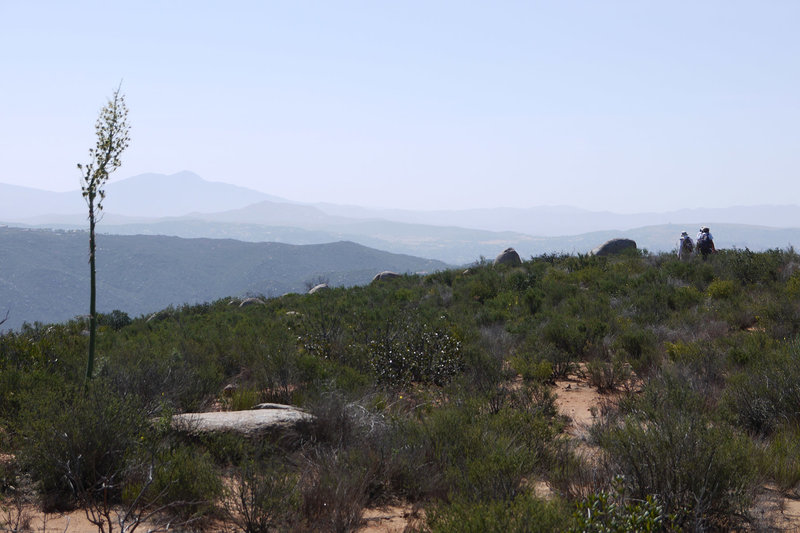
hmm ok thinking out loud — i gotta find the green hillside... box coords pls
[0,227,447,330]
[2,248,800,529]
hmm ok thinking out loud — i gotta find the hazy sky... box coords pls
[2,1,799,212]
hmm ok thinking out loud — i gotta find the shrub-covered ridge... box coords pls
[2,248,800,530]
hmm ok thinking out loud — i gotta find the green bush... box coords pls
[18,382,147,511]
[758,424,800,494]
[719,248,785,285]
[669,285,703,310]
[300,447,375,532]
[593,372,756,530]
[224,455,300,533]
[420,400,559,504]
[532,341,575,380]
[485,290,520,322]
[97,309,132,330]
[570,476,675,533]
[299,293,345,360]
[584,356,631,393]
[541,316,587,358]
[426,490,567,533]
[706,279,738,299]
[466,275,499,304]
[509,354,553,383]
[613,327,657,361]
[724,344,800,435]
[228,387,261,411]
[786,270,800,298]
[142,444,222,520]
[723,330,777,367]
[369,322,462,388]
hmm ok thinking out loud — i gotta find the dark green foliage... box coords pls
[141,444,222,519]
[426,491,567,533]
[584,356,632,392]
[593,372,756,529]
[3,248,800,528]
[299,291,345,360]
[224,454,300,533]
[757,423,800,494]
[97,309,132,330]
[724,339,800,435]
[369,321,462,388]
[420,399,560,503]
[718,248,786,285]
[571,477,675,533]
[300,446,376,532]
[613,326,659,373]
[18,382,146,511]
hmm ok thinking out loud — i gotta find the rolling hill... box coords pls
[0,227,446,331]
[3,171,800,264]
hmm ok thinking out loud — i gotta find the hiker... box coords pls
[696,227,716,259]
[678,231,694,260]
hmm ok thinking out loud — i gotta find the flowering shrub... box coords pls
[370,323,462,387]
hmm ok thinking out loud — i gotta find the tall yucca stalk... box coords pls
[78,85,130,385]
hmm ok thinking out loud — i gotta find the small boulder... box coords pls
[239,297,266,308]
[493,248,522,267]
[146,310,172,323]
[590,238,637,256]
[372,271,401,282]
[308,283,329,294]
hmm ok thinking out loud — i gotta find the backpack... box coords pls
[697,233,712,254]
[681,237,694,254]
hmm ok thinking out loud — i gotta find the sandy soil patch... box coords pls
[553,378,602,439]
[359,505,422,533]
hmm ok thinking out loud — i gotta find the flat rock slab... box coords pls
[172,407,312,436]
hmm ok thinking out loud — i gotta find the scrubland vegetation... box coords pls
[2,247,800,531]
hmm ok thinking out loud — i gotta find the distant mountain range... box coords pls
[3,170,800,265]
[312,203,800,238]
[0,171,288,220]
[0,227,446,331]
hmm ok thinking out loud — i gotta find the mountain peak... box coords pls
[99,172,287,217]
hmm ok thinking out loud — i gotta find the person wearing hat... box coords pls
[696,227,716,258]
[678,231,694,260]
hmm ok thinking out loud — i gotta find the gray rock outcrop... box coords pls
[239,297,266,307]
[172,405,312,436]
[590,238,637,256]
[146,310,172,323]
[308,283,329,294]
[493,248,522,267]
[372,271,401,282]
